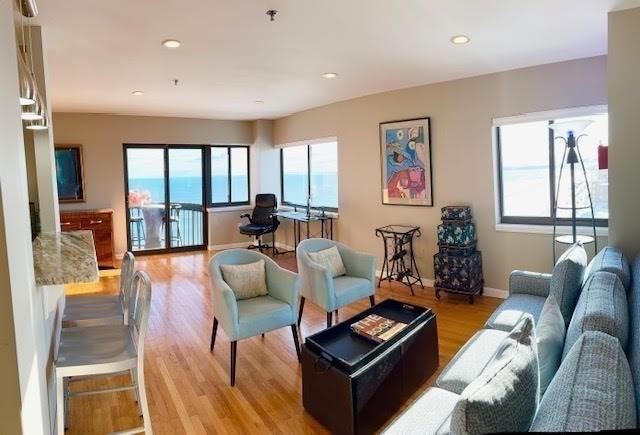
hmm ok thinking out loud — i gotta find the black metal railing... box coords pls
[129,202,205,250]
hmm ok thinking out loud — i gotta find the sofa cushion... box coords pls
[584,246,631,289]
[562,271,629,359]
[531,331,636,431]
[627,256,640,423]
[484,293,546,332]
[550,243,588,327]
[381,387,458,435]
[237,295,294,339]
[450,316,539,435]
[436,328,508,394]
[536,295,566,395]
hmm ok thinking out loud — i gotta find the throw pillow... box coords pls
[220,260,268,300]
[550,243,588,326]
[536,295,566,395]
[450,316,539,435]
[308,245,346,277]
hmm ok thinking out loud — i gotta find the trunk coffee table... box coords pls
[301,299,439,435]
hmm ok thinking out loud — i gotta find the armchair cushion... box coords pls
[237,295,295,340]
[334,276,372,307]
[308,245,346,278]
[220,260,268,300]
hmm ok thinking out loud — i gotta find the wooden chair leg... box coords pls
[230,341,237,386]
[291,325,302,362]
[297,297,306,326]
[326,311,332,328]
[369,295,375,307]
[210,317,218,351]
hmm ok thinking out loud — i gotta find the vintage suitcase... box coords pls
[441,206,472,222]
[433,251,483,294]
[438,244,477,256]
[437,221,476,247]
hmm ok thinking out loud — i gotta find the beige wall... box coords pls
[273,56,608,291]
[52,113,258,254]
[608,7,640,258]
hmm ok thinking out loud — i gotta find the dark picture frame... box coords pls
[380,117,433,206]
[55,144,86,203]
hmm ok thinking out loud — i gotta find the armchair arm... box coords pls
[298,253,335,311]
[340,248,376,283]
[265,260,299,310]
[209,275,240,340]
[240,213,252,223]
[509,270,552,298]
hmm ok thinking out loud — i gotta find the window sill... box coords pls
[278,205,339,218]
[207,205,253,213]
[496,223,608,237]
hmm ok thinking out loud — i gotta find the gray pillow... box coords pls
[536,295,565,395]
[450,316,539,435]
[531,331,636,431]
[550,243,587,326]
[220,260,268,300]
[308,245,346,277]
[563,271,629,359]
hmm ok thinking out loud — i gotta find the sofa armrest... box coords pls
[509,270,552,298]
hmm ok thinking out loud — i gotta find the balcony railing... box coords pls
[129,202,205,250]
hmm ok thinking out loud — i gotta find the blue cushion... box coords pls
[536,295,566,395]
[333,276,371,308]
[237,295,295,339]
[584,246,631,289]
[563,271,629,359]
[531,331,636,431]
[627,256,640,423]
[484,294,546,332]
[550,243,588,326]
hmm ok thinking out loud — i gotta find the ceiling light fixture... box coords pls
[21,98,43,121]
[450,34,470,45]
[266,10,278,22]
[131,90,144,96]
[254,100,264,104]
[321,72,338,79]
[26,118,48,130]
[162,39,181,48]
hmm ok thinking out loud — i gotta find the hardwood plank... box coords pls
[64,250,501,434]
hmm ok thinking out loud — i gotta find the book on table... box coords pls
[350,314,407,343]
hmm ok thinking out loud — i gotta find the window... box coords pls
[209,146,249,206]
[496,110,608,226]
[281,141,338,210]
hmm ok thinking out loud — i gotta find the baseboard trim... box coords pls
[208,242,252,251]
[375,270,507,299]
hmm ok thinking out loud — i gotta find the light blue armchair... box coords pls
[208,249,301,386]
[296,238,377,328]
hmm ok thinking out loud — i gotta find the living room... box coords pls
[2,1,640,434]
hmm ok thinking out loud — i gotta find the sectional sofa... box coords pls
[384,245,639,433]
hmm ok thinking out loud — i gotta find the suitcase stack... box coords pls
[433,206,484,303]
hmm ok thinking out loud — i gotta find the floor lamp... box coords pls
[549,120,598,263]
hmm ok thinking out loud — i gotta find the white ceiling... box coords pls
[36,0,640,120]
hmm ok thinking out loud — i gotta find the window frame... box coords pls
[495,111,608,227]
[207,145,250,208]
[280,143,338,212]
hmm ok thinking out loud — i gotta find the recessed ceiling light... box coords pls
[254,100,264,104]
[450,34,470,45]
[321,72,338,79]
[162,39,181,48]
[131,90,144,96]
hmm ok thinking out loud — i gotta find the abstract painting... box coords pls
[55,145,86,203]
[380,117,433,206]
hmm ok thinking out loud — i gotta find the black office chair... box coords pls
[240,194,280,255]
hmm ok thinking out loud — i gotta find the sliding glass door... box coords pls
[124,145,206,253]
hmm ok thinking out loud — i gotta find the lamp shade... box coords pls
[21,97,44,121]
[25,117,48,130]
[548,120,594,138]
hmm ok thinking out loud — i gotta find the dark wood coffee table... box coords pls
[301,299,439,435]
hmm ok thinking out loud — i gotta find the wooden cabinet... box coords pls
[60,209,115,269]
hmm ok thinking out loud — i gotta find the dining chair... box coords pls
[296,238,377,327]
[55,270,153,435]
[208,249,301,386]
[62,251,136,328]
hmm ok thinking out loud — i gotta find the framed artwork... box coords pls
[380,117,433,206]
[55,144,86,203]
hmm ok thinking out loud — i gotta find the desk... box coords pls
[275,210,335,252]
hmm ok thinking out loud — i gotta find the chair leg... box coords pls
[56,375,65,435]
[272,231,276,256]
[291,325,301,362]
[297,297,306,326]
[326,312,332,328]
[230,341,238,386]
[137,362,152,433]
[369,295,375,307]
[130,368,142,415]
[210,317,218,351]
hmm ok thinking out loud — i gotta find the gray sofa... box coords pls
[384,245,639,433]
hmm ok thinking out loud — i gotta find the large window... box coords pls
[209,146,249,207]
[281,141,338,210]
[496,110,608,226]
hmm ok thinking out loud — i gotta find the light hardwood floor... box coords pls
[64,250,501,434]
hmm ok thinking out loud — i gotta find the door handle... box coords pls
[61,222,71,226]
[89,220,103,225]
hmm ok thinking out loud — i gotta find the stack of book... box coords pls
[350,314,407,343]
